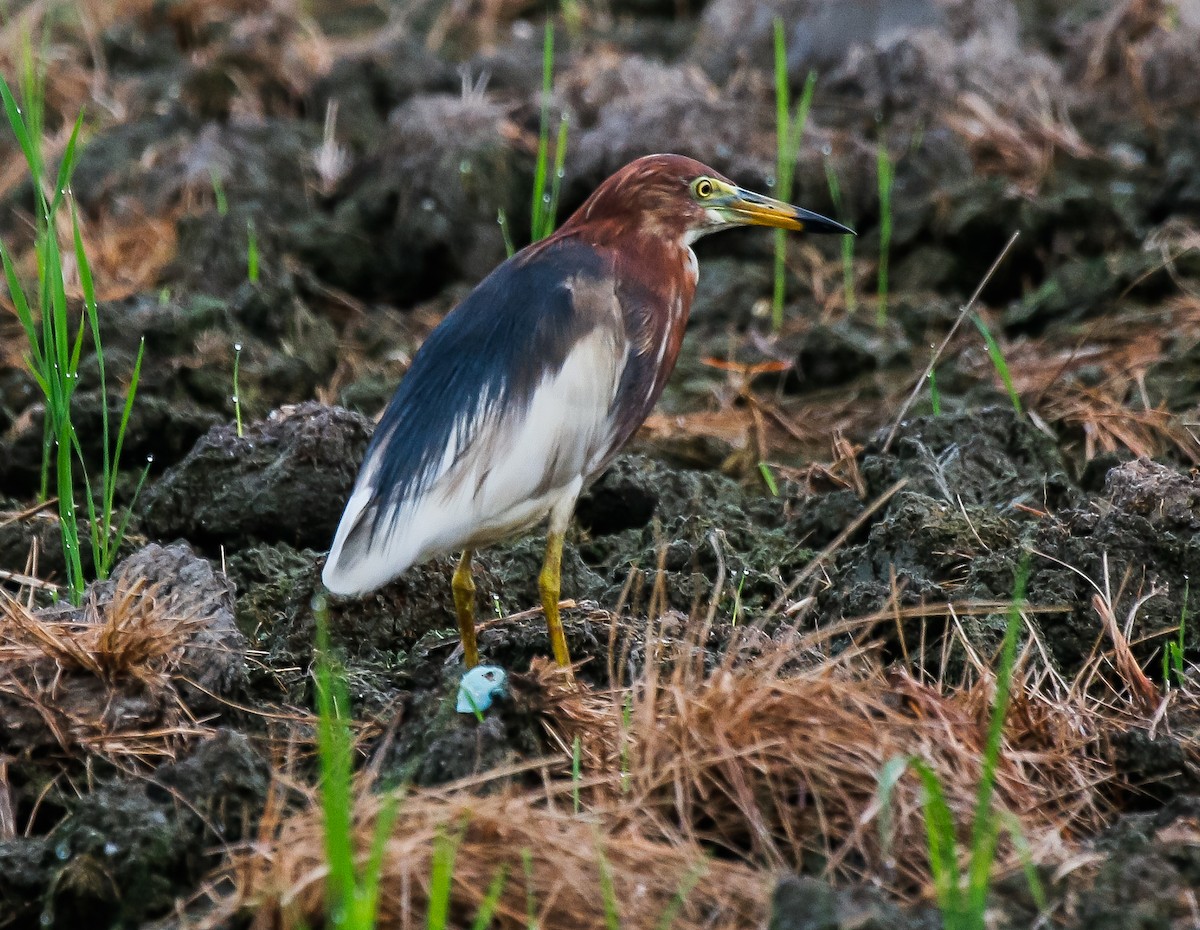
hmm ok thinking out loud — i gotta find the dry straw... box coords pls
[225,611,1123,928]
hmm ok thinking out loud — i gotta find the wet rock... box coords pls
[0,730,269,930]
[1103,458,1200,530]
[561,53,776,194]
[1003,252,1160,333]
[568,456,803,621]
[688,256,774,327]
[769,874,937,930]
[694,0,1025,98]
[379,663,548,787]
[101,542,246,710]
[1073,796,1200,928]
[0,837,50,929]
[1028,458,1200,672]
[816,431,1197,680]
[74,120,322,242]
[784,319,907,392]
[812,408,1077,673]
[309,38,458,154]
[861,406,1077,510]
[139,402,372,551]
[0,390,221,501]
[296,93,524,303]
[0,541,244,761]
[1144,334,1200,414]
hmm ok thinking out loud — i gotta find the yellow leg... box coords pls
[452,550,479,668]
[539,531,572,667]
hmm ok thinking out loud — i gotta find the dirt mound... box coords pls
[139,402,372,551]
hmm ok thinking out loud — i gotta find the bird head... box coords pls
[562,153,854,246]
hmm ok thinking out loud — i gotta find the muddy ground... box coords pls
[1,0,1200,927]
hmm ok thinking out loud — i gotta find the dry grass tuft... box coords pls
[561,638,1114,898]
[220,619,1124,928]
[230,784,767,930]
[0,555,225,767]
[948,85,1091,193]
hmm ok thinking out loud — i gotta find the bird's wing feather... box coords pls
[323,237,626,595]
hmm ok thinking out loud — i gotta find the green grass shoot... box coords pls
[313,592,401,930]
[594,833,622,930]
[498,209,516,258]
[929,367,942,415]
[771,16,817,331]
[232,342,244,437]
[731,570,747,626]
[469,865,510,930]
[530,22,569,243]
[1,65,146,602]
[1163,578,1189,689]
[521,847,538,929]
[654,858,708,930]
[970,312,1022,415]
[572,735,583,814]
[824,157,856,313]
[876,142,894,326]
[427,824,465,930]
[758,461,780,496]
[209,166,228,216]
[247,218,259,284]
[876,561,1044,929]
[619,691,634,794]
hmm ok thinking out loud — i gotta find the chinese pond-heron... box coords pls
[323,153,854,669]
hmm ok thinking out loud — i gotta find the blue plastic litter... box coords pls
[456,665,508,714]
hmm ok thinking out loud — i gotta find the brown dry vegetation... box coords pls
[206,602,1200,928]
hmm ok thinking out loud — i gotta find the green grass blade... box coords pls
[571,735,582,814]
[965,562,1028,915]
[910,758,964,919]
[757,461,779,497]
[498,209,515,258]
[356,791,400,928]
[653,857,707,930]
[594,834,622,930]
[998,810,1046,912]
[1,242,44,373]
[929,367,941,415]
[544,113,569,237]
[50,112,84,216]
[824,157,856,313]
[246,219,259,284]
[315,606,356,927]
[875,143,893,327]
[771,17,789,330]
[0,74,42,194]
[874,755,911,864]
[232,342,243,437]
[521,847,538,930]
[428,824,464,930]
[470,864,510,930]
[72,199,112,549]
[110,457,152,572]
[531,21,555,240]
[970,312,1022,415]
[209,166,228,216]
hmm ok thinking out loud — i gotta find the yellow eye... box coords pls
[693,178,715,199]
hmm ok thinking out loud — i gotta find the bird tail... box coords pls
[322,484,417,596]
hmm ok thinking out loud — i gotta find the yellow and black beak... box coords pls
[719,186,855,235]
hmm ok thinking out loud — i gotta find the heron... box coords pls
[323,153,853,669]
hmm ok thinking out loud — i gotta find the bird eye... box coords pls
[693,178,715,199]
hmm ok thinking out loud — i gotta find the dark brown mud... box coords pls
[1,0,1200,926]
